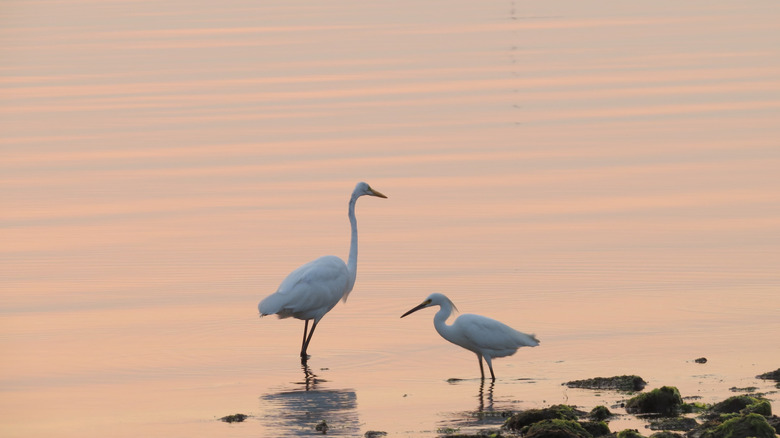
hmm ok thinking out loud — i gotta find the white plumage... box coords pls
[401,293,539,380]
[259,256,350,321]
[259,182,387,361]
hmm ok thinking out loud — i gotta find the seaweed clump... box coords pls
[625,386,684,415]
[564,375,647,392]
[219,413,248,423]
[756,368,780,381]
[648,417,698,431]
[707,395,772,417]
[697,413,776,438]
[524,419,593,438]
[504,405,611,438]
[504,404,578,430]
[616,430,644,438]
[648,432,683,438]
[588,406,612,422]
[757,368,780,388]
[688,395,777,438]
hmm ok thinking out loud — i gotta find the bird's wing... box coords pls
[457,313,538,357]
[259,256,349,319]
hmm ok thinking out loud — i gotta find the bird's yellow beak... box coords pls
[369,187,387,198]
[400,299,431,318]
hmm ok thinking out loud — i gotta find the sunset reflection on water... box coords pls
[2,1,780,437]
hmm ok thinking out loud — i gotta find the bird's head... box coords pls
[354,182,387,199]
[401,293,457,318]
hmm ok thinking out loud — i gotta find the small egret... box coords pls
[401,293,539,380]
[259,182,387,361]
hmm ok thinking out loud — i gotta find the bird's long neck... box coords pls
[432,304,455,342]
[345,194,359,293]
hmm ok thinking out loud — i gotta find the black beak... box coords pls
[401,301,429,318]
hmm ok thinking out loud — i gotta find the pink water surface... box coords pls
[2,1,779,436]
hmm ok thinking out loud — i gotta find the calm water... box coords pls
[2,1,780,437]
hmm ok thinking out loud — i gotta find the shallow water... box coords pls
[2,1,780,437]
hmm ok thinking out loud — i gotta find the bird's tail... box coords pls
[258,292,286,317]
[518,332,540,347]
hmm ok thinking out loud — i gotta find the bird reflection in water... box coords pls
[477,378,495,414]
[297,362,323,391]
[439,379,516,434]
[260,363,360,436]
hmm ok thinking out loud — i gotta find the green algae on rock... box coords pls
[648,416,698,431]
[564,375,647,392]
[523,418,593,438]
[580,420,611,437]
[757,368,780,389]
[708,395,771,417]
[698,413,776,438]
[741,400,772,417]
[616,429,645,438]
[648,432,684,438]
[625,386,684,415]
[588,406,612,422]
[219,413,248,423]
[504,405,613,438]
[504,404,578,430]
[756,368,780,381]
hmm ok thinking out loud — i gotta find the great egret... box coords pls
[401,293,539,380]
[258,182,387,361]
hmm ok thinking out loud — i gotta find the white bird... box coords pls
[401,293,539,380]
[258,182,387,361]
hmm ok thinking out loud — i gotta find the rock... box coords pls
[708,395,767,416]
[364,431,387,438]
[756,368,780,381]
[504,404,578,430]
[648,432,683,438]
[756,368,780,388]
[588,406,612,421]
[580,420,611,437]
[523,419,593,438]
[315,420,328,434]
[694,357,707,364]
[219,413,248,423]
[625,386,684,415]
[648,416,698,431]
[728,386,758,393]
[766,415,780,434]
[564,375,647,392]
[504,404,611,437]
[741,400,772,416]
[616,429,645,438]
[698,413,776,438]
[438,429,507,438]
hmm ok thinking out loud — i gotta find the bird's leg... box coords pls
[477,354,485,380]
[300,320,310,359]
[484,356,496,381]
[301,320,319,361]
